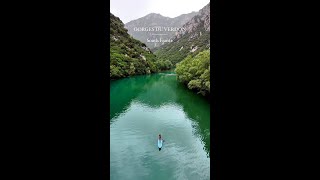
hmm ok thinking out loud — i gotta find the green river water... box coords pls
[110,70,210,180]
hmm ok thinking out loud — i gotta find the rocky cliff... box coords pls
[154,3,210,65]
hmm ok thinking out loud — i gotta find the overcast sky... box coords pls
[111,0,210,24]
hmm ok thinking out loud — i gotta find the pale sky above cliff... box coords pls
[111,0,210,24]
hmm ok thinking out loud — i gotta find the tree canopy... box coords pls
[175,50,210,96]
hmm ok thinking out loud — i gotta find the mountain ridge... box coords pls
[125,11,198,49]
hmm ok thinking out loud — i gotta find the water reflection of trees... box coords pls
[175,85,211,156]
[110,74,161,120]
[135,75,178,107]
[110,73,210,156]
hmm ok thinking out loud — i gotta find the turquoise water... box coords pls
[110,71,210,180]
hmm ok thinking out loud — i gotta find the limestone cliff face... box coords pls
[154,3,210,65]
[175,3,210,39]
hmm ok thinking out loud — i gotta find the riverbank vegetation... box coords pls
[154,31,210,67]
[175,50,210,96]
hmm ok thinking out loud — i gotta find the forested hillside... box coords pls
[175,50,210,96]
[110,13,158,79]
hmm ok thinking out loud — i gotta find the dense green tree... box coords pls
[175,50,210,96]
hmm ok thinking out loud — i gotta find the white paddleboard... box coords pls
[158,139,163,148]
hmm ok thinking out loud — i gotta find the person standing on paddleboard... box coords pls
[158,134,165,151]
